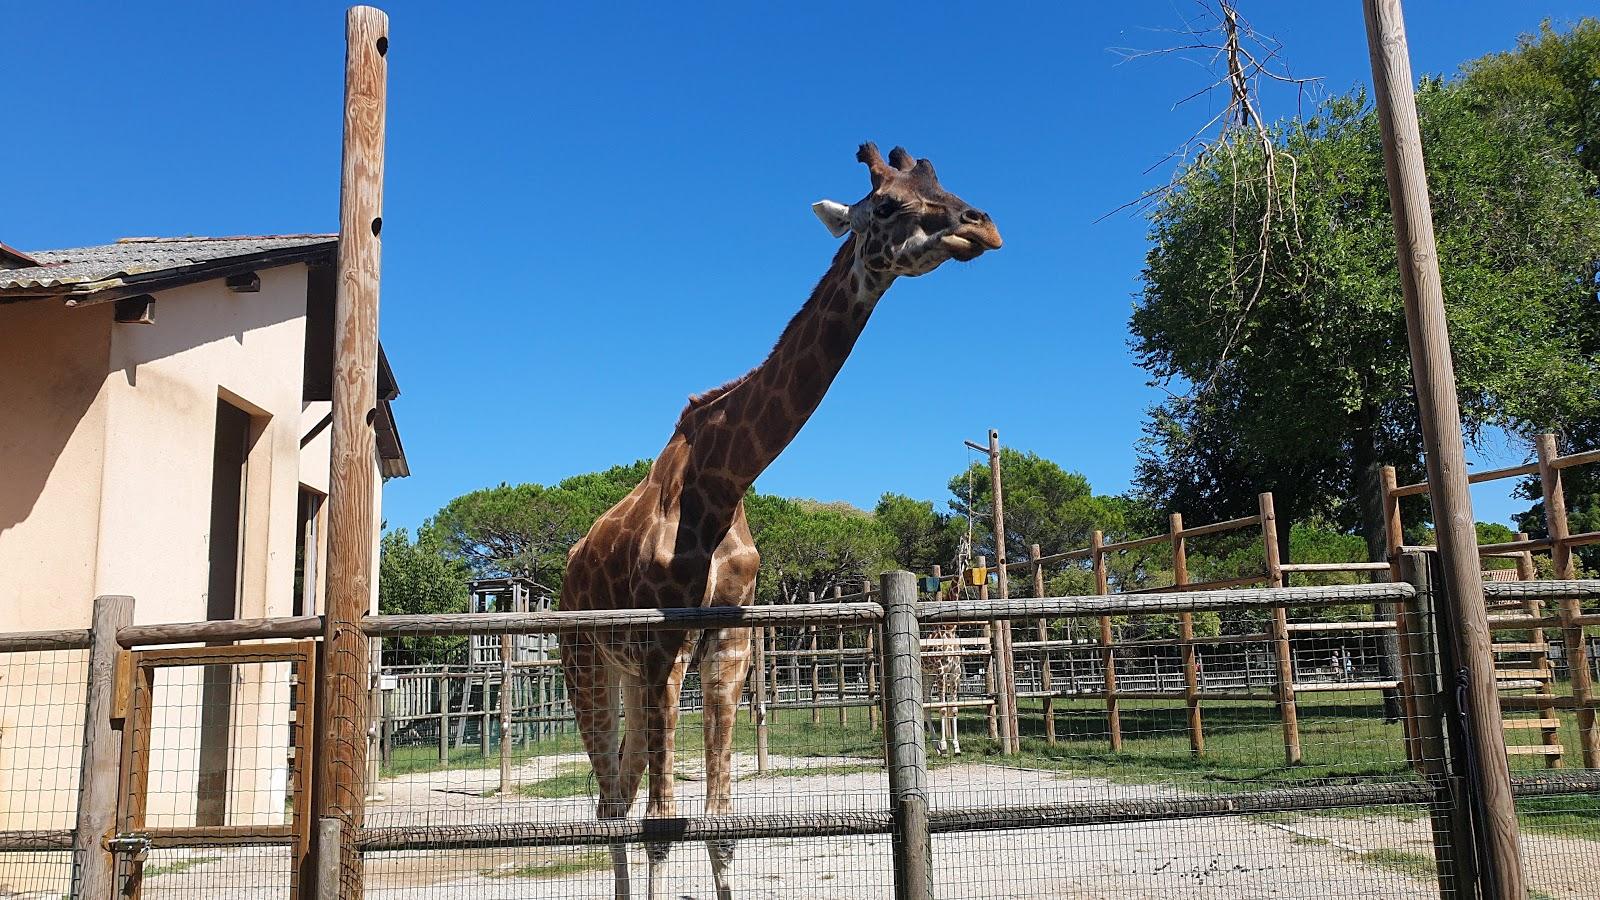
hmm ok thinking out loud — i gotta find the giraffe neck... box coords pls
[673,235,890,525]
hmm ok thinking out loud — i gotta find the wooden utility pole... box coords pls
[314,6,388,896]
[1362,2,1523,894]
[985,429,1020,752]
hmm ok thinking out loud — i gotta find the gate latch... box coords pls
[106,833,152,862]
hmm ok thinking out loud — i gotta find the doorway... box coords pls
[198,399,252,826]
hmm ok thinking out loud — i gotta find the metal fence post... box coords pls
[72,594,134,900]
[1400,552,1476,899]
[880,570,932,900]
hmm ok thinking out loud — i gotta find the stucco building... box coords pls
[0,235,407,889]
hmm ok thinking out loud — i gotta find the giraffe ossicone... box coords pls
[560,142,1001,900]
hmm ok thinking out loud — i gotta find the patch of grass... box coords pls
[929,698,1417,796]
[1290,834,1331,847]
[1357,848,1435,879]
[481,851,610,880]
[144,856,220,878]
[740,762,882,780]
[515,763,595,799]
[1517,794,1600,841]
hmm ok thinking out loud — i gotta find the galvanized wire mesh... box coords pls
[365,619,895,898]
[0,648,87,897]
[4,575,1594,898]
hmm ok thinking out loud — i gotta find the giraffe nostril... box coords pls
[960,208,989,225]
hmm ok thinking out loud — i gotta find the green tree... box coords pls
[1465,19,1600,571]
[948,448,1127,561]
[429,460,652,587]
[872,492,960,571]
[745,494,895,604]
[1132,78,1600,560]
[378,526,470,616]
[378,526,471,662]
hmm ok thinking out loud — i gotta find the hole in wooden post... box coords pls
[371,217,383,236]
[376,36,388,56]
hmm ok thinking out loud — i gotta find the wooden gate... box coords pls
[113,642,317,898]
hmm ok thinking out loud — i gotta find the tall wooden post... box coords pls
[1259,492,1300,765]
[880,571,932,900]
[834,585,848,727]
[1538,433,1597,766]
[808,591,821,726]
[73,595,134,899]
[865,578,881,731]
[498,635,512,793]
[1092,531,1121,750]
[1032,543,1056,745]
[314,7,388,895]
[977,556,998,741]
[1514,530,1564,766]
[1364,2,1524,892]
[986,430,1020,752]
[1380,464,1423,766]
[750,619,770,772]
[436,674,448,763]
[1171,514,1203,755]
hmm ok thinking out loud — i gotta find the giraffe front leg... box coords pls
[644,656,687,900]
[700,627,752,900]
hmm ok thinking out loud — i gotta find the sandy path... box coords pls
[121,754,1595,899]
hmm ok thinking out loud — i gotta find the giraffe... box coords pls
[559,143,1001,900]
[923,589,964,756]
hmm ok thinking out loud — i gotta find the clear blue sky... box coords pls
[8,1,1591,534]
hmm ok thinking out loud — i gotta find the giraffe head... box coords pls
[812,143,1002,278]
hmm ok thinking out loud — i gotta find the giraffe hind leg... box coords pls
[701,626,752,900]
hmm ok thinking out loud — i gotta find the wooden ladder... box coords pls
[1486,575,1563,767]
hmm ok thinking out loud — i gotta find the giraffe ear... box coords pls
[812,200,852,238]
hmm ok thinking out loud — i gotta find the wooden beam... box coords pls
[314,7,388,898]
[1363,2,1523,893]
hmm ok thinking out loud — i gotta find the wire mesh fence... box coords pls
[0,647,88,898]
[364,617,895,898]
[3,566,1598,898]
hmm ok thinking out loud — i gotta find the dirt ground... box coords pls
[118,752,1594,899]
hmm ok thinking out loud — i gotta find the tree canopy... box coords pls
[745,495,895,604]
[428,460,652,587]
[949,448,1127,562]
[1132,62,1600,557]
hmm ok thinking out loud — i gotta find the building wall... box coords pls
[0,265,341,891]
[0,299,113,624]
[93,265,309,625]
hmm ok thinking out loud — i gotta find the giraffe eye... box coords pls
[873,199,901,218]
